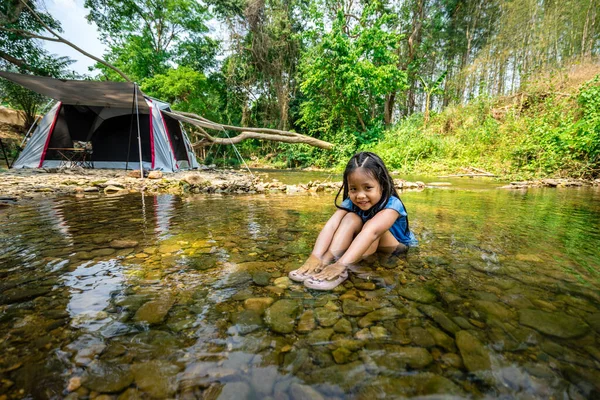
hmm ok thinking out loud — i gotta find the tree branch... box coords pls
[18,0,132,82]
[0,27,62,42]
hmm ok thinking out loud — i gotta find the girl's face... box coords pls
[347,168,382,211]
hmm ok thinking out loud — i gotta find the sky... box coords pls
[40,0,107,76]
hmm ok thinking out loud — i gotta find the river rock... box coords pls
[158,244,180,254]
[397,286,437,303]
[230,309,263,335]
[367,345,433,370]
[264,299,300,334]
[134,296,175,325]
[307,328,334,345]
[297,310,316,333]
[110,239,139,249]
[315,307,341,327]
[243,297,274,314]
[333,318,352,333]
[456,330,491,372]
[147,171,163,179]
[131,360,180,398]
[0,286,51,305]
[91,248,116,257]
[519,309,590,338]
[356,373,463,399]
[289,382,325,400]
[82,361,133,393]
[250,366,279,396]
[358,307,402,328]
[408,326,436,347]
[342,299,380,316]
[584,313,600,334]
[252,271,271,286]
[473,300,516,321]
[332,347,353,364]
[217,381,251,400]
[419,305,461,335]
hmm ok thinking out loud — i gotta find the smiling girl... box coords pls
[289,152,418,290]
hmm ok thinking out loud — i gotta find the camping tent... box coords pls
[0,71,199,171]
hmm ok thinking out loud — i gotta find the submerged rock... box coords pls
[131,360,180,398]
[456,330,491,372]
[518,309,590,338]
[133,296,175,325]
[397,286,437,304]
[264,299,300,334]
[82,361,133,393]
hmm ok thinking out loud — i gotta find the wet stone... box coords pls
[456,330,491,372]
[0,286,51,305]
[473,300,516,321]
[82,361,134,393]
[307,328,334,345]
[252,271,271,286]
[426,327,457,352]
[333,318,352,334]
[408,326,436,347]
[230,309,263,335]
[133,296,175,325]
[584,313,600,334]
[250,366,279,397]
[264,299,300,334]
[217,381,251,400]
[367,345,433,370]
[243,297,274,314]
[358,307,402,328]
[342,299,380,316]
[519,309,590,338]
[296,310,316,333]
[289,382,325,400]
[315,307,342,327]
[397,286,437,304]
[110,239,139,249]
[419,305,461,336]
[91,248,116,257]
[131,360,180,398]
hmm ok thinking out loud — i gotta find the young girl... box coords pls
[289,152,417,290]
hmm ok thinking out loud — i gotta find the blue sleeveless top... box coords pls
[341,196,418,246]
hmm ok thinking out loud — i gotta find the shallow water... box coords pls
[1,183,599,399]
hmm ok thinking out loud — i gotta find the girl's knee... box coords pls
[341,212,363,228]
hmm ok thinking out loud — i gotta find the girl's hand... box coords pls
[312,262,346,281]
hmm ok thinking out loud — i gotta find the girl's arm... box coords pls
[336,208,398,266]
[311,209,348,260]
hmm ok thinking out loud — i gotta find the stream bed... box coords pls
[1,179,599,399]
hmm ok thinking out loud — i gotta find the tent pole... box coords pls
[0,138,10,168]
[126,84,136,171]
[134,83,144,179]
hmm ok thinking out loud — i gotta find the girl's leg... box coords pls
[361,219,404,257]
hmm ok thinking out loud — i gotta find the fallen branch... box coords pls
[163,110,334,150]
[438,173,498,178]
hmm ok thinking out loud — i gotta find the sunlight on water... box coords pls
[0,183,599,399]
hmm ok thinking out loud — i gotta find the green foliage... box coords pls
[298,2,407,146]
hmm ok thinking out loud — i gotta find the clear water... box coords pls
[1,182,599,399]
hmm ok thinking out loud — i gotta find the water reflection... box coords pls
[0,187,599,399]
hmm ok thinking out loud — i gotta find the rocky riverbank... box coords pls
[0,167,430,205]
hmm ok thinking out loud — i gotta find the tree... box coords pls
[85,0,214,82]
[419,71,446,124]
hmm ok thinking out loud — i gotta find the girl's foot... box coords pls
[304,264,348,290]
[288,255,323,282]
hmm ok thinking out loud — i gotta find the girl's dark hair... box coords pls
[334,152,399,218]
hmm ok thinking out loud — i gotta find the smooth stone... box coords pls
[333,318,352,334]
[82,361,133,393]
[473,300,516,321]
[252,271,272,286]
[91,248,116,257]
[342,299,380,316]
[368,346,433,370]
[354,282,377,291]
[315,307,342,327]
[397,286,437,304]
[358,307,402,328]
[158,244,180,254]
[0,286,51,305]
[456,330,491,372]
[584,313,600,333]
[131,360,180,398]
[419,305,461,336]
[289,383,325,400]
[250,366,279,396]
[273,276,292,288]
[264,300,300,334]
[217,381,251,400]
[519,309,590,338]
[408,327,436,347]
[134,296,175,325]
[332,347,353,364]
[110,239,139,249]
[440,353,464,369]
[230,309,263,335]
[370,326,388,339]
[356,373,463,398]
[243,297,274,314]
[307,328,334,345]
[296,310,316,333]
